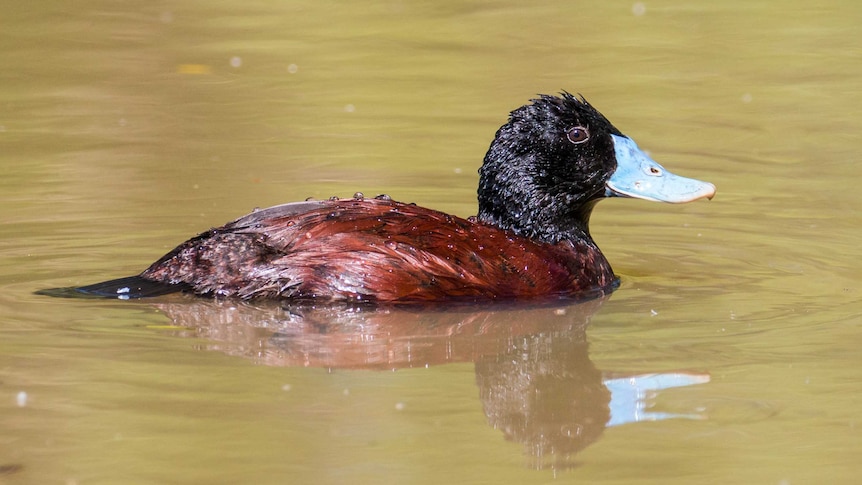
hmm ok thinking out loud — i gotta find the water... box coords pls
[2,1,861,483]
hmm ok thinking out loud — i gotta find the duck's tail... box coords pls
[36,275,187,299]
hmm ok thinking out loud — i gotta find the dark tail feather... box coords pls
[36,276,187,299]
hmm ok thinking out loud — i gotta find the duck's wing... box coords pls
[224,200,330,230]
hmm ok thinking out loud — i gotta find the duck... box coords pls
[73,92,715,303]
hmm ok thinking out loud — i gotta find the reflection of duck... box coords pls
[71,93,714,302]
[151,296,610,369]
[150,297,708,469]
[474,323,610,468]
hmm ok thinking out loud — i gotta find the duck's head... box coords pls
[477,92,715,244]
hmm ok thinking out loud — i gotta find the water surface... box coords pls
[1,1,860,483]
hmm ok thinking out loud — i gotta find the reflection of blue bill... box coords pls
[603,373,710,427]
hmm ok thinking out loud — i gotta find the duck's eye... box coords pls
[566,126,589,144]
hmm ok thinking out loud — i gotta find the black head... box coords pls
[477,92,623,244]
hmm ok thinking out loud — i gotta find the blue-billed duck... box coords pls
[73,93,715,302]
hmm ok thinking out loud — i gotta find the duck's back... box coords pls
[123,197,616,302]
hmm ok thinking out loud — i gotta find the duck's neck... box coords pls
[477,197,601,247]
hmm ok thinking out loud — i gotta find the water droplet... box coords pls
[384,240,398,250]
[329,196,340,201]
[375,194,391,201]
[353,192,364,200]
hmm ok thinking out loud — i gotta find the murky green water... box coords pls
[2,1,861,483]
